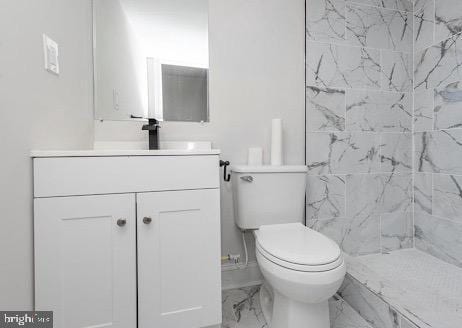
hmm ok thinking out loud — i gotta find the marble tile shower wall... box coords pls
[413,0,462,268]
[305,0,414,256]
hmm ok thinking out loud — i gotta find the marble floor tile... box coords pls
[347,249,462,328]
[222,286,267,328]
[221,285,373,328]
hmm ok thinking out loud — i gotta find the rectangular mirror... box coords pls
[93,0,209,122]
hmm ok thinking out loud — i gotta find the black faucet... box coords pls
[142,118,161,150]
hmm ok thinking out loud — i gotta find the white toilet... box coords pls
[231,165,346,328]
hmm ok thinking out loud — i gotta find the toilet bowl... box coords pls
[230,165,345,328]
[254,223,346,328]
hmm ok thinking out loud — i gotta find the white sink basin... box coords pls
[93,141,212,151]
[160,141,212,150]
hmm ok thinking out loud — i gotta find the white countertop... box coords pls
[31,149,221,158]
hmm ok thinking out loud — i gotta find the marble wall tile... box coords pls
[413,2,434,51]
[435,0,462,43]
[339,275,401,328]
[414,33,462,91]
[307,86,346,131]
[346,4,412,52]
[346,173,412,218]
[330,296,375,328]
[414,172,433,214]
[346,90,412,132]
[414,211,462,267]
[306,0,415,261]
[381,173,413,213]
[309,216,381,255]
[413,0,431,12]
[306,0,346,42]
[400,318,419,328]
[306,41,382,89]
[306,175,346,220]
[307,132,380,174]
[381,211,413,252]
[308,217,346,246]
[346,173,383,218]
[379,133,412,173]
[381,51,412,92]
[413,90,434,131]
[414,130,462,174]
[433,173,462,221]
[434,82,462,129]
[349,0,413,12]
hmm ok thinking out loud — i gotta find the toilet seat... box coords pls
[254,223,343,272]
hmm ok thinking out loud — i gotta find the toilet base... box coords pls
[259,282,273,324]
[270,289,330,328]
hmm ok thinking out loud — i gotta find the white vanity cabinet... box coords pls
[34,194,137,328]
[137,190,221,327]
[32,150,222,328]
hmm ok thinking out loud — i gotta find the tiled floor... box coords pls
[221,285,373,328]
[347,249,462,328]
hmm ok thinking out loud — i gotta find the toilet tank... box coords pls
[230,165,307,230]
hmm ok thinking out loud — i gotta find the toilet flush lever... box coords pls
[240,176,253,183]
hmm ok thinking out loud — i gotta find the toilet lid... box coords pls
[255,223,341,266]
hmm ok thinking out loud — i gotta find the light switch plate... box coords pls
[43,34,60,75]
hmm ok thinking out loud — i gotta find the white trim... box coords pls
[221,260,258,272]
[221,261,263,291]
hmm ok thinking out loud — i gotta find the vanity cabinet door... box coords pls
[137,189,221,328]
[34,194,137,328]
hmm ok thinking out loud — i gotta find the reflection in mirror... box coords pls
[147,60,208,122]
[93,0,209,122]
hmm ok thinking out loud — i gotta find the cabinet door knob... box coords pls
[117,219,127,227]
[143,217,152,224]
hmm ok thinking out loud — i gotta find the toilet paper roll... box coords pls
[248,147,263,165]
[271,119,283,166]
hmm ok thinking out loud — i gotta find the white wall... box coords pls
[94,0,147,120]
[95,0,306,263]
[0,0,94,309]
[121,0,209,67]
